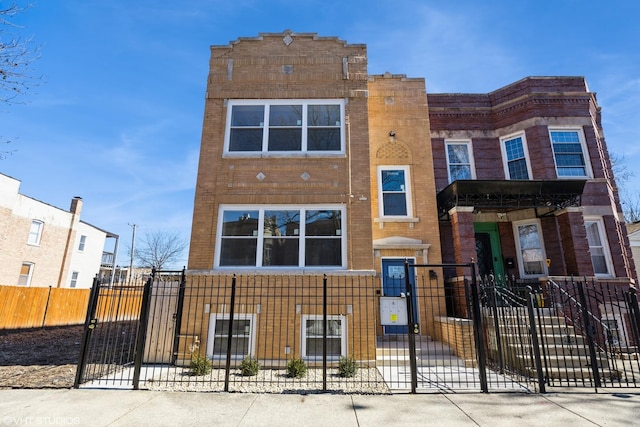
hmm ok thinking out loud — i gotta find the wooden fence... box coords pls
[0,285,143,330]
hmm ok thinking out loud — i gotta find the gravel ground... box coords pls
[145,367,390,394]
[0,326,391,393]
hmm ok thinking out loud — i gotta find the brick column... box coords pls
[449,206,475,318]
[556,209,594,276]
[449,206,476,272]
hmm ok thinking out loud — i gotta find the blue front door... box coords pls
[382,258,417,334]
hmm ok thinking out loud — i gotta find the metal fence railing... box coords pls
[480,275,640,391]
[74,268,639,393]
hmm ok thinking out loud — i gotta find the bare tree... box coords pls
[610,152,640,223]
[1,3,41,158]
[134,231,188,270]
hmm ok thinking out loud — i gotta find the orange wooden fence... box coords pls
[0,285,146,330]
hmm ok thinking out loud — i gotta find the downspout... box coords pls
[57,197,82,288]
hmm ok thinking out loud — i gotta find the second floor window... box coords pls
[501,134,531,180]
[378,166,412,217]
[78,235,87,252]
[445,140,475,182]
[549,129,590,178]
[225,100,344,155]
[27,220,43,245]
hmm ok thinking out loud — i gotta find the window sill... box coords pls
[374,217,419,223]
[222,152,346,158]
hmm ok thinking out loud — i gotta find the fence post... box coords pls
[224,275,237,392]
[526,286,546,393]
[626,287,640,354]
[404,260,418,394]
[468,263,488,393]
[322,274,328,392]
[41,286,53,328]
[132,270,155,390]
[73,276,101,388]
[576,281,601,389]
[172,268,187,364]
[488,278,505,373]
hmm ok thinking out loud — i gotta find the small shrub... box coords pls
[239,356,261,376]
[189,354,212,376]
[338,356,358,378]
[287,357,307,378]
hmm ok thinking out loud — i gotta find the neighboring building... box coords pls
[627,222,640,278]
[0,173,118,288]
[429,77,636,282]
[186,31,636,364]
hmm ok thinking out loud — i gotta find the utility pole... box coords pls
[128,223,137,284]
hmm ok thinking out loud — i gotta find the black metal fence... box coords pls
[480,276,640,391]
[74,268,639,393]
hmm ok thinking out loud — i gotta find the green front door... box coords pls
[474,223,505,278]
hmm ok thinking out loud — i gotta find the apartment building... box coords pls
[0,173,118,288]
[429,77,636,282]
[186,31,635,364]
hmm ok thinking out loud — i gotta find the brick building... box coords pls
[0,173,118,288]
[187,31,635,364]
[430,77,635,282]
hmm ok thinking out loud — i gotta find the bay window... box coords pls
[501,133,531,180]
[513,220,547,276]
[549,128,591,178]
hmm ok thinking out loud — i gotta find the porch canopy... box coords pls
[437,180,586,219]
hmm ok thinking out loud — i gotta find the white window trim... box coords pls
[500,132,533,180]
[78,235,87,252]
[445,139,476,183]
[18,262,34,287]
[584,216,614,277]
[206,313,256,360]
[512,219,548,277]
[376,165,414,218]
[301,314,347,360]
[223,99,346,156]
[215,204,347,269]
[27,220,43,246]
[70,271,79,288]
[548,127,593,179]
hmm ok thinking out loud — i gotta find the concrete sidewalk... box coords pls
[0,388,638,426]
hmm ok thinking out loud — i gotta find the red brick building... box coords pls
[429,77,636,282]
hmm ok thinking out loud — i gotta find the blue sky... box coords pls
[2,0,639,267]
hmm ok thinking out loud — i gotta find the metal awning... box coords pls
[437,180,586,219]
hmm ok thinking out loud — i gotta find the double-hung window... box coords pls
[584,217,613,276]
[549,128,591,178]
[445,140,475,183]
[206,314,255,359]
[78,235,87,252]
[70,271,79,288]
[217,206,345,268]
[301,315,347,360]
[225,100,344,154]
[28,220,43,245]
[378,166,412,217]
[501,133,531,180]
[513,220,547,276]
[18,262,34,286]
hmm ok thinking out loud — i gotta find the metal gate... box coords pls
[375,261,540,393]
[74,270,184,389]
[479,276,640,392]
